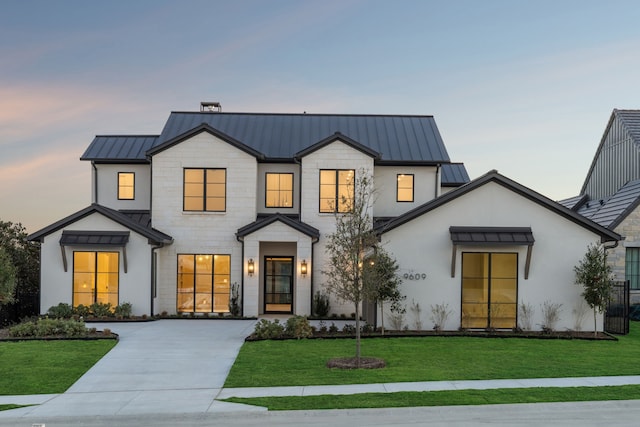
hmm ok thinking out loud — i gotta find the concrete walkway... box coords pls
[2,319,640,420]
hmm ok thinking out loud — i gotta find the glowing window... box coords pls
[319,169,354,213]
[177,254,230,313]
[118,172,135,200]
[266,173,293,208]
[73,252,119,308]
[397,174,414,202]
[184,168,226,212]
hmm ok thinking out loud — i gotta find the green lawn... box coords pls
[0,340,116,395]
[225,322,640,388]
[224,385,640,411]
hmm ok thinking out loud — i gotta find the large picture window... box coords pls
[461,252,517,329]
[118,172,135,200]
[177,254,230,313]
[626,248,640,290]
[183,168,226,212]
[397,174,414,202]
[319,169,354,213]
[266,173,293,208]
[73,252,119,307]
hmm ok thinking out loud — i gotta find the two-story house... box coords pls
[29,104,619,332]
[561,109,640,304]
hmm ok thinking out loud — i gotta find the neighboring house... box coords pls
[561,109,640,303]
[28,104,619,332]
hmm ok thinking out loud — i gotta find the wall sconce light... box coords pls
[247,258,255,276]
[301,259,308,277]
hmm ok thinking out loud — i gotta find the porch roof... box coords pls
[236,213,320,240]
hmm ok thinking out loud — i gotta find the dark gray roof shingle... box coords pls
[576,179,640,229]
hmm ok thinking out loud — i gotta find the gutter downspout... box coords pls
[150,243,164,316]
[435,163,441,198]
[236,234,246,318]
[92,162,98,203]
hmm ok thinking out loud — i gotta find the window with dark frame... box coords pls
[176,254,231,313]
[319,169,354,213]
[626,248,640,290]
[266,173,294,208]
[118,172,135,200]
[183,168,226,212]
[397,174,414,202]
[73,251,119,308]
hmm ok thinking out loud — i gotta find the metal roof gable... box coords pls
[376,170,621,243]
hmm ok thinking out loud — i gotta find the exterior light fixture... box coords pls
[301,259,308,277]
[247,259,255,276]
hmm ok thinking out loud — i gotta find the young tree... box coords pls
[362,247,405,335]
[323,171,378,366]
[0,247,16,304]
[574,243,614,336]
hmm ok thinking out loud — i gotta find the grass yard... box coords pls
[225,322,640,388]
[224,385,640,410]
[0,340,116,395]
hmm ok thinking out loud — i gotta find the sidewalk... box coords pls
[6,375,640,408]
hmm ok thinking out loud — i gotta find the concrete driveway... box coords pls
[1,319,259,418]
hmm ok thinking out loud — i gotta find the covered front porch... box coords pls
[236,214,319,317]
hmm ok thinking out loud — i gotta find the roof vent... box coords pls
[200,101,222,112]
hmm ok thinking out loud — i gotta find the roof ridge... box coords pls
[168,111,435,118]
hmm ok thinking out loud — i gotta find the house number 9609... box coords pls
[403,273,427,280]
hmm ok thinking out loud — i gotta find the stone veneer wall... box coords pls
[610,205,640,304]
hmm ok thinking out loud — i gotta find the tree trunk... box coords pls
[594,307,597,338]
[355,303,361,368]
[380,300,385,336]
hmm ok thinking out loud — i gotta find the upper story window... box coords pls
[320,169,354,213]
[266,173,294,208]
[118,172,135,200]
[183,168,226,212]
[397,174,414,202]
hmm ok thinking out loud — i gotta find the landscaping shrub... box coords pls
[47,303,74,319]
[285,316,313,339]
[90,302,113,318]
[9,318,88,338]
[229,282,241,317]
[312,291,331,317]
[113,302,132,319]
[253,319,285,339]
[74,304,90,318]
[430,303,453,332]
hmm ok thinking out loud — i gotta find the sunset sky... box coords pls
[2,0,640,233]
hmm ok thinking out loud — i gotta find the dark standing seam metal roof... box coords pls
[576,179,640,229]
[449,227,534,245]
[60,231,130,246]
[236,213,320,240]
[81,135,159,162]
[28,204,172,244]
[441,163,470,186]
[154,112,452,162]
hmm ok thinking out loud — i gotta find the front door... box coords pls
[461,252,517,329]
[264,256,293,313]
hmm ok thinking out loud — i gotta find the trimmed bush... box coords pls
[9,318,88,338]
[47,303,74,319]
[285,316,313,339]
[113,302,132,319]
[90,302,113,318]
[253,319,285,339]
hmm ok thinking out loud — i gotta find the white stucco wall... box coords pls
[299,140,375,315]
[373,166,438,217]
[381,181,605,332]
[150,131,258,314]
[94,164,151,210]
[38,213,153,316]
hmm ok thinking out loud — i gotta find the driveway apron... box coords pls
[5,319,256,417]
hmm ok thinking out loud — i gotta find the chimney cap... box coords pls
[200,101,222,112]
